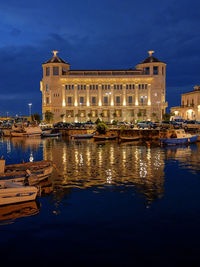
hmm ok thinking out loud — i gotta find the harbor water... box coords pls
[0,136,200,266]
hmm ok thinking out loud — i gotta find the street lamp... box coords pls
[28,103,32,118]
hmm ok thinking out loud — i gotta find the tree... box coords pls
[45,111,54,123]
[31,113,41,123]
[100,112,104,118]
[163,113,171,121]
[96,122,108,134]
[95,118,101,124]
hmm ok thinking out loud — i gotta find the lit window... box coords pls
[128,96,132,103]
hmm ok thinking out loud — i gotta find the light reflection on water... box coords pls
[1,137,200,205]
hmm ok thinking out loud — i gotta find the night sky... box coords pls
[0,0,199,116]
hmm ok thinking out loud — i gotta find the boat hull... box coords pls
[160,134,198,145]
[93,135,117,141]
[0,182,38,206]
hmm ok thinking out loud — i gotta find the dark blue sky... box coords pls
[0,0,199,116]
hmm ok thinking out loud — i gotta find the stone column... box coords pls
[135,84,139,106]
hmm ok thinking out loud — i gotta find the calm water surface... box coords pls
[0,136,200,266]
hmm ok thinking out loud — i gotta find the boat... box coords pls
[0,181,38,206]
[0,160,53,185]
[42,132,61,137]
[5,160,53,184]
[70,133,95,140]
[11,125,42,137]
[119,136,140,142]
[93,135,117,141]
[159,129,199,145]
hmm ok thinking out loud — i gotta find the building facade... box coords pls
[40,51,167,123]
[171,86,200,120]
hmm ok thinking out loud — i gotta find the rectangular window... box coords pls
[62,67,67,75]
[96,85,98,90]
[102,85,104,90]
[129,84,131,89]
[153,66,158,75]
[120,85,122,89]
[80,97,84,105]
[144,67,149,75]
[72,85,74,90]
[68,97,72,104]
[78,85,80,90]
[46,67,50,76]
[46,97,49,104]
[53,67,59,75]
[84,85,86,90]
[46,84,49,92]
[128,96,132,103]
[108,85,110,89]
[116,96,120,104]
[92,97,96,104]
[65,85,68,90]
[132,84,135,89]
[104,96,108,104]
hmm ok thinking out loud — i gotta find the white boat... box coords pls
[0,181,38,206]
[11,125,42,137]
[159,129,199,145]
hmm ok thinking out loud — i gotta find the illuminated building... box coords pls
[40,50,167,122]
[171,85,200,120]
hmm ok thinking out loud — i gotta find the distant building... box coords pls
[40,50,167,123]
[171,85,200,120]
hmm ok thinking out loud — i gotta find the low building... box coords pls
[40,51,167,123]
[171,85,200,120]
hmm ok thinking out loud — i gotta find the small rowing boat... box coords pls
[0,181,38,206]
[93,135,117,141]
[119,136,140,142]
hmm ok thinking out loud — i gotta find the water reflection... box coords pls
[165,143,200,172]
[42,139,165,203]
[2,136,200,206]
[0,201,40,225]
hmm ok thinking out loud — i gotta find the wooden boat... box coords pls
[70,133,95,139]
[0,160,53,185]
[0,201,39,224]
[11,125,42,137]
[5,160,53,183]
[93,135,117,141]
[119,136,140,142]
[0,181,38,206]
[159,129,199,145]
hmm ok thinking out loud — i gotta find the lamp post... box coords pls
[28,103,32,118]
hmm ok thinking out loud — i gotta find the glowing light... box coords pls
[148,50,155,57]
[111,101,114,106]
[148,100,151,106]
[87,102,90,107]
[123,100,126,106]
[62,100,66,107]
[135,100,138,106]
[98,101,102,106]
[74,102,78,107]
[52,50,59,56]
[174,111,179,115]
